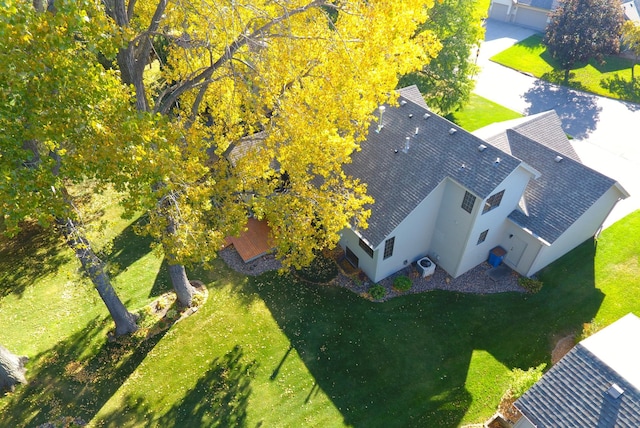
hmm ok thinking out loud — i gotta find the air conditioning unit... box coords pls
[416,257,436,278]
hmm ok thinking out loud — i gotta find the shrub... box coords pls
[369,284,386,300]
[576,319,604,343]
[506,363,547,399]
[392,275,412,292]
[518,276,543,293]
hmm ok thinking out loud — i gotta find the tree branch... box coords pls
[155,0,328,115]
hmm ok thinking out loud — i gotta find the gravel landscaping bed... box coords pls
[220,246,526,300]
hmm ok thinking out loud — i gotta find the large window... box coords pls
[462,191,476,213]
[477,229,489,245]
[345,247,359,267]
[383,237,395,259]
[359,238,374,258]
[483,190,505,214]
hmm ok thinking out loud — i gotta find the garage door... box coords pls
[513,8,549,31]
[489,3,510,21]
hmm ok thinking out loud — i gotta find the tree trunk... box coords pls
[564,68,570,83]
[167,262,194,307]
[163,210,194,307]
[0,345,28,393]
[57,218,138,335]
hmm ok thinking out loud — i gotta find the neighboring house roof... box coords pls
[476,113,623,245]
[343,86,522,247]
[516,0,555,11]
[515,313,640,427]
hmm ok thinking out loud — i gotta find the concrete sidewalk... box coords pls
[474,20,640,228]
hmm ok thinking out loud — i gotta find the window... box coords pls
[461,191,476,213]
[477,229,489,245]
[483,190,505,214]
[345,247,359,267]
[359,238,374,258]
[383,237,395,259]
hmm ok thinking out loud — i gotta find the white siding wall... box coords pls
[338,229,378,279]
[430,179,479,276]
[455,165,535,277]
[371,181,447,282]
[526,187,624,276]
[500,220,544,276]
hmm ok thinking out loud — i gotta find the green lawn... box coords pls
[447,93,522,131]
[491,34,640,102]
[1,180,639,427]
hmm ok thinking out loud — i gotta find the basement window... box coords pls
[359,238,374,258]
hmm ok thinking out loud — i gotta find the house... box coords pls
[488,0,558,32]
[338,86,628,283]
[622,0,640,23]
[513,313,640,427]
[488,0,640,32]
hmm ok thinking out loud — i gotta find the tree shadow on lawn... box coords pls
[0,222,71,298]
[590,55,633,75]
[0,315,169,428]
[254,240,603,427]
[94,345,256,428]
[600,74,640,109]
[106,217,173,299]
[523,80,601,139]
[106,217,154,272]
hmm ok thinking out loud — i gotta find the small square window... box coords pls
[462,191,476,213]
[477,230,489,245]
[483,190,505,214]
[383,237,395,259]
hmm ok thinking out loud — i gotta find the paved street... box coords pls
[474,20,640,228]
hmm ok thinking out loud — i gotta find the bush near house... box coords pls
[392,275,412,292]
[518,277,543,293]
[369,283,387,300]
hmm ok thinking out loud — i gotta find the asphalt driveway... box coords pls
[474,20,640,228]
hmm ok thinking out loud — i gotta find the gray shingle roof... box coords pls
[516,345,640,427]
[398,85,430,110]
[344,90,521,247]
[506,130,616,244]
[479,111,579,162]
[515,314,640,427]
[517,0,555,10]
[506,111,580,162]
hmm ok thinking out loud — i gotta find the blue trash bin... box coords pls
[488,246,506,267]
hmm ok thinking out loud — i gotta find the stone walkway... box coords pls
[220,247,526,301]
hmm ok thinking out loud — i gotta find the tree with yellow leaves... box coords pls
[110,0,442,290]
[0,1,142,334]
[1,0,441,322]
